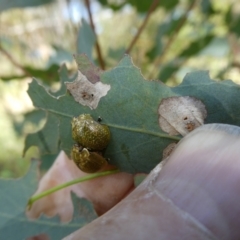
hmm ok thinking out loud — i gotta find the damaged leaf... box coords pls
[159,96,207,136]
[27,55,240,173]
[23,113,59,156]
[74,54,102,84]
[65,71,111,110]
[0,160,97,239]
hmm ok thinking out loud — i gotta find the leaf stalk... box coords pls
[27,169,120,209]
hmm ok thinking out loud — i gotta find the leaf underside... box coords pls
[26,54,240,174]
[0,160,97,239]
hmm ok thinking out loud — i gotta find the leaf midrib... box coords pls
[39,107,181,141]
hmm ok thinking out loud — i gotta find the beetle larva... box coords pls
[71,144,107,173]
[71,114,110,151]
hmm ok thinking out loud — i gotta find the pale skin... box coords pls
[63,124,240,240]
[27,123,240,240]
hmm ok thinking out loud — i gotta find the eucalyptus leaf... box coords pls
[51,63,76,97]
[96,0,125,11]
[77,19,96,61]
[13,109,46,137]
[26,54,240,174]
[0,0,55,13]
[158,61,180,83]
[224,4,240,37]
[147,16,185,60]
[200,0,215,15]
[127,0,178,12]
[46,46,74,67]
[23,112,59,156]
[0,64,60,83]
[158,35,214,82]
[0,160,97,239]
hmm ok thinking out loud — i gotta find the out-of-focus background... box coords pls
[0,0,240,178]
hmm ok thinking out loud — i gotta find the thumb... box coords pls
[63,124,240,240]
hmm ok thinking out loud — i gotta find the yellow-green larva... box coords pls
[71,144,107,173]
[71,114,111,151]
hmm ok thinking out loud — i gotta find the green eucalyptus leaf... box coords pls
[0,64,60,83]
[23,112,59,156]
[26,54,240,174]
[23,64,76,156]
[96,0,124,11]
[0,0,55,13]
[77,19,96,61]
[225,5,232,24]
[199,37,229,57]
[147,16,185,60]
[158,35,214,82]
[200,0,215,15]
[224,4,240,37]
[0,160,97,239]
[51,64,76,97]
[40,153,58,171]
[46,46,73,67]
[158,61,179,83]
[127,0,178,12]
[179,35,214,58]
[13,109,46,136]
[127,0,155,12]
[23,109,46,126]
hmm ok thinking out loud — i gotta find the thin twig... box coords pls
[84,0,105,70]
[148,0,197,79]
[125,0,160,54]
[0,44,31,76]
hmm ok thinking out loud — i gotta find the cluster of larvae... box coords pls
[71,114,111,173]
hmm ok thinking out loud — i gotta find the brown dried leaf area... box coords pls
[65,71,110,110]
[26,151,134,222]
[158,96,207,136]
[74,54,103,84]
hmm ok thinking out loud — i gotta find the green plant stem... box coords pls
[27,169,120,209]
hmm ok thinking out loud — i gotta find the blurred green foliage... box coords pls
[0,0,240,177]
